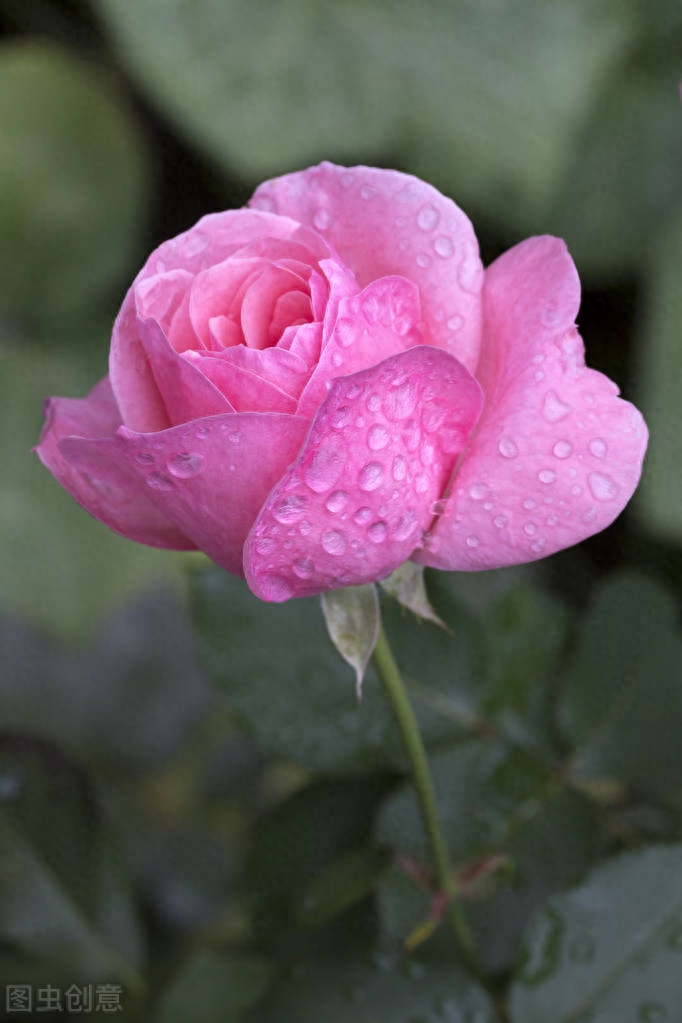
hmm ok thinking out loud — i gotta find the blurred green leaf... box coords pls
[0,39,149,330]
[0,347,192,635]
[246,953,498,1023]
[548,64,682,279]
[635,205,682,541]
[297,846,390,930]
[0,587,210,773]
[157,950,273,1023]
[559,572,682,794]
[509,844,682,1022]
[0,737,144,985]
[96,0,633,234]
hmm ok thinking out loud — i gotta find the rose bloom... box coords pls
[37,163,647,601]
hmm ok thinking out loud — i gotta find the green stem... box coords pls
[372,623,479,973]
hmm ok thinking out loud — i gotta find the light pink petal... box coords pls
[216,345,309,398]
[183,352,297,413]
[208,315,242,349]
[110,210,308,425]
[415,236,648,571]
[137,314,234,424]
[297,276,422,419]
[239,264,310,349]
[35,377,194,550]
[62,413,310,577]
[250,162,483,373]
[190,257,262,348]
[270,290,314,342]
[244,346,483,602]
[279,322,323,366]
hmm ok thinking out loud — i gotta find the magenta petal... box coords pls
[244,347,483,602]
[36,377,194,550]
[86,413,309,576]
[250,162,483,372]
[215,345,309,398]
[184,352,297,413]
[297,276,422,418]
[415,236,648,571]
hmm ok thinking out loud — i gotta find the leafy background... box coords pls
[0,0,681,1019]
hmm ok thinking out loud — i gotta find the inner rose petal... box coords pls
[240,264,312,349]
[269,290,313,344]
[190,256,264,348]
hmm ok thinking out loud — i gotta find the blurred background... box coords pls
[0,1,681,1020]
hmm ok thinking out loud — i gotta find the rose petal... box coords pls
[415,236,648,571]
[297,275,422,418]
[61,413,310,577]
[239,264,310,349]
[190,257,263,348]
[250,162,483,372]
[35,377,194,550]
[184,352,297,413]
[214,345,309,398]
[244,346,483,602]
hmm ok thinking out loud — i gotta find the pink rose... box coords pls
[37,163,647,602]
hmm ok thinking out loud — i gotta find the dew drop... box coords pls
[358,461,384,491]
[354,506,373,525]
[403,419,421,452]
[538,469,556,484]
[335,318,357,348]
[341,171,355,188]
[322,529,347,555]
[588,471,618,502]
[469,482,489,501]
[415,472,430,494]
[422,405,447,433]
[368,424,390,450]
[167,452,204,479]
[293,556,314,579]
[446,314,464,331]
[589,438,607,459]
[264,574,294,601]
[146,472,173,491]
[524,522,537,536]
[255,536,275,555]
[346,383,363,400]
[135,451,154,465]
[494,514,508,528]
[417,203,440,231]
[543,389,571,422]
[394,510,419,541]
[368,521,388,543]
[571,484,582,496]
[312,208,331,231]
[384,378,418,421]
[547,514,559,526]
[457,245,482,294]
[367,392,381,412]
[304,441,344,492]
[466,535,480,548]
[523,498,536,510]
[530,537,546,553]
[535,370,545,381]
[416,252,432,268]
[392,455,407,481]
[433,235,454,258]
[273,494,307,523]
[360,185,375,200]
[420,440,437,466]
[326,491,349,515]
[332,352,343,367]
[553,440,573,459]
[498,436,518,458]
[195,425,210,440]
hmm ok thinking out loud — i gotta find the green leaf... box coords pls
[96,0,633,233]
[509,844,682,1023]
[157,951,273,1023]
[548,64,682,279]
[321,584,380,699]
[247,954,498,1023]
[0,40,149,330]
[635,205,682,541]
[0,737,144,986]
[559,572,682,793]
[297,846,390,930]
[380,563,445,628]
[1,347,192,636]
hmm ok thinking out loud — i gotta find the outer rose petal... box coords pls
[110,209,327,430]
[35,377,194,550]
[250,162,484,373]
[416,236,648,571]
[61,413,310,577]
[244,347,483,602]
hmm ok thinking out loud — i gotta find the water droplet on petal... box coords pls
[589,438,608,458]
[360,185,375,200]
[417,203,440,231]
[494,514,508,528]
[446,314,464,331]
[524,522,537,536]
[335,318,357,348]
[325,490,349,514]
[394,510,419,541]
[469,482,489,500]
[146,472,173,491]
[135,451,155,465]
[368,521,388,543]
[167,452,204,478]
[358,461,384,491]
[523,498,536,510]
[273,494,307,523]
[543,389,571,422]
[553,440,573,459]
[416,252,432,268]
[354,507,373,525]
[588,471,618,501]
[195,425,210,440]
[498,436,518,458]
[312,208,331,231]
[367,392,381,412]
[384,379,418,421]
[392,455,407,481]
[368,424,389,450]
[322,529,347,555]
[433,235,454,258]
[293,556,314,579]
[466,535,480,548]
[304,441,344,492]
[530,537,547,553]
[458,245,482,294]
[415,472,429,494]
[539,469,556,484]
